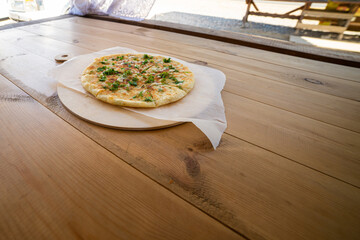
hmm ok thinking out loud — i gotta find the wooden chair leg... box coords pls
[295,3,311,35]
[252,1,259,12]
[338,5,359,40]
[242,0,252,28]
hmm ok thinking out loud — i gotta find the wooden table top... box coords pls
[0,15,359,240]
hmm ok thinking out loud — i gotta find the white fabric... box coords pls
[49,47,227,149]
[69,0,155,21]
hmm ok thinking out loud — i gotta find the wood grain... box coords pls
[3,27,360,132]
[223,91,360,185]
[303,10,354,19]
[2,27,360,186]
[31,20,360,102]
[0,75,242,240]
[2,72,360,240]
[4,27,360,134]
[68,17,360,82]
[1,17,360,240]
[296,23,347,33]
[88,14,360,66]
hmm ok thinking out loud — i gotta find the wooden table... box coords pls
[1,15,360,240]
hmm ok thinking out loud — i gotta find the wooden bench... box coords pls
[243,0,360,39]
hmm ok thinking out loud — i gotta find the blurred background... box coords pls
[1,0,359,53]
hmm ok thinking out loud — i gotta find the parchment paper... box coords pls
[49,47,227,149]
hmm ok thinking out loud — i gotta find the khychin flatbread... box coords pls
[81,53,195,107]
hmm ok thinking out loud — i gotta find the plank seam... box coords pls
[84,15,360,68]
[223,88,360,134]
[64,17,360,83]
[38,19,360,85]
[0,72,251,240]
[2,32,359,186]
[224,131,360,190]
[0,14,74,31]
[3,31,359,134]
[16,26,360,103]
[1,66,359,190]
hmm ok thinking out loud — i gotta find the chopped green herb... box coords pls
[169,65,175,69]
[97,66,107,72]
[116,56,124,61]
[158,88,164,92]
[161,79,167,84]
[134,65,139,69]
[103,86,108,89]
[133,91,143,98]
[169,76,184,84]
[177,85,183,90]
[144,97,153,102]
[119,84,126,87]
[112,63,115,65]
[132,77,139,82]
[126,87,130,91]
[100,61,107,64]
[174,69,179,72]
[145,75,154,83]
[143,54,153,59]
[105,59,108,61]
[163,58,171,63]
[89,70,94,74]
[150,60,154,63]
[103,68,119,75]
[110,81,120,91]
[133,57,138,61]
[159,72,169,78]
[141,66,151,73]
[129,81,138,86]
[142,59,148,65]
[99,75,106,81]
[123,70,132,77]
